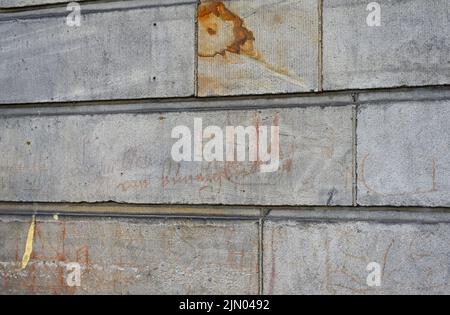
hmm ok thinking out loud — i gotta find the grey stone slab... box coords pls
[0,215,259,294]
[357,100,450,207]
[197,0,319,96]
[264,218,450,295]
[0,105,354,205]
[0,0,87,8]
[0,0,190,8]
[323,0,450,90]
[0,0,196,103]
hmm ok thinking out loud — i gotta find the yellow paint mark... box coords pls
[53,214,59,221]
[17,215,36,271]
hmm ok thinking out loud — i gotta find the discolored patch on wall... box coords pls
[197,0,320,97]
[0,215,259,295]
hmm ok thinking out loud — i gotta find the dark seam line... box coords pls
[0,1,196,22]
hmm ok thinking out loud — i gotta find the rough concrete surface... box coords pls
[0,0,196,103]
[0,0,190,8]
[264,218,450,295]
[0,105,354,205]
[1,0,450,297]
[323,0,450,90]
[0,0,87,7]
[197,0,319,96]
[357,100,450,207]
[0,215,259,294]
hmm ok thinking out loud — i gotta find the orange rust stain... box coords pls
[197,1,307,95]
[57,221,67,262]
[198,1,258,59]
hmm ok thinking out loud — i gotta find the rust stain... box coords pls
[198,0,308,92]
[57,221,68,294]
[76,246,90,273]
[58,221,67,261]
[198,1,258,58]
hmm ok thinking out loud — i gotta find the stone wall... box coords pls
[0,0,449,294]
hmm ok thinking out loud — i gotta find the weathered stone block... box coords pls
[323,0,450,90]
[0,215,259,294]
[264,213,450,295]
[0,0,196,103]
[357,101,450,206]
[0,0,186,8]
[0,0,86,7]
[0,105,354,205]
[197,0,319,96]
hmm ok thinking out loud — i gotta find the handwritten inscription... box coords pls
[117,180,150,192]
